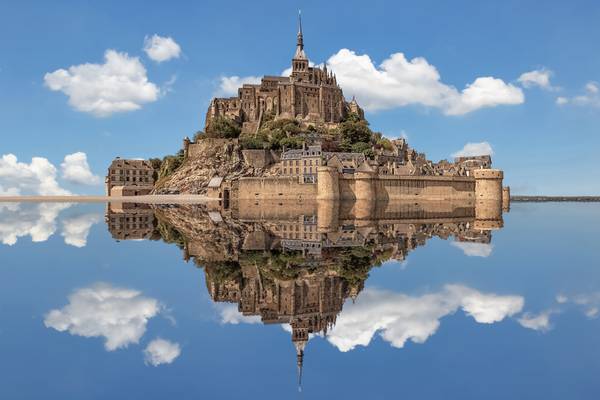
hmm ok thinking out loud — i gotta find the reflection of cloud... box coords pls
[327,285,523,352]
[518,310,555,332]
[0,203,70,245]
[144,338,181,366]
[558,292,600,318]
[61,213,102,247]
[215,303,261,325]
[44,283,161,351]
[451,241,493,257]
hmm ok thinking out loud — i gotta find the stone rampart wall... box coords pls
[237,177,317,200]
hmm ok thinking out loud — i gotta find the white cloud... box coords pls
[556,81,600,108]
[451,241,493,257]
[585,82,599,94]
[60,152,101,185]
[44,50,159,117]
[216,75,262,97]
[144,338,181,366]
[518,69,554,90]
[143,35,181,63]
[0,202,69,245]
[451,142,494,158]
[44,283,161,351]
[326,285,523,352]
[61,212,102,247]
[326,49,524,115]
[0,154,70,196]
[518,310,555,332]
[215,303,261,324]
[558,292,600,318]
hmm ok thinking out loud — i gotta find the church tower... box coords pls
[291,11,309,78]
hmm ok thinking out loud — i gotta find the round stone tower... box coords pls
[474,169,504,226]
[502,186,511,212]
[317,166,339,200]
[354,171,376,201]
[474,169,503,201]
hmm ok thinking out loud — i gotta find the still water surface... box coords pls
[0,201,599,399]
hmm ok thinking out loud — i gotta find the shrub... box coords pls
[205,116,241,138]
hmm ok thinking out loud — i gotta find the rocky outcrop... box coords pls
[153,138,276,194]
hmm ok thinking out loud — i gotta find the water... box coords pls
[0,201,599,399]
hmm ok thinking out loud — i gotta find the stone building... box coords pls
[105,158,155,196]
[279,143,366,183]
[204,15,364,134]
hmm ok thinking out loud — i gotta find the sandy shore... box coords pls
[0,195,210,203]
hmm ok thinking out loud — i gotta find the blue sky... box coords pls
[1,0,599,195]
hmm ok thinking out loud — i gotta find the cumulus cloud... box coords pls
[451,241,493,257]
[0,202,69,245]
[143,338,181,366]
[326,285,523,352]
[0,154,70,196]
[44,283,161,351]
[451,142,494,158]
[215,303,261,324]
[326,49,524,115]
[518,69,555,90]
[44,50,159,117]
[518,310,555,332]
[556,81,600,108]
[216,75,262,97]
[61,212,102,247]
[60,152,101,185]
[143,35,181,63]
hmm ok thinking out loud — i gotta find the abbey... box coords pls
[204,15,364,134]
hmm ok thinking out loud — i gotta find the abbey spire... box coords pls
[294,10,307,60]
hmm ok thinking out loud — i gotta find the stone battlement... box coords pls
[473,169,503,179]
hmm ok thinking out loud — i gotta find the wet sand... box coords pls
[0,195,210,203]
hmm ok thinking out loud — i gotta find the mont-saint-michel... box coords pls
[105,17,509,223]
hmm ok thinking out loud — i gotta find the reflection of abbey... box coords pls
[205,14,363,134]
[105,197,506,384]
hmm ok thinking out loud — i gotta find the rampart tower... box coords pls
[474,169,504,229]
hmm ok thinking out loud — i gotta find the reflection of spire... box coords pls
[294,339,306,392]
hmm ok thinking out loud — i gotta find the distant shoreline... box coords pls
[510,196,600,202]
[0,195,209,203]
